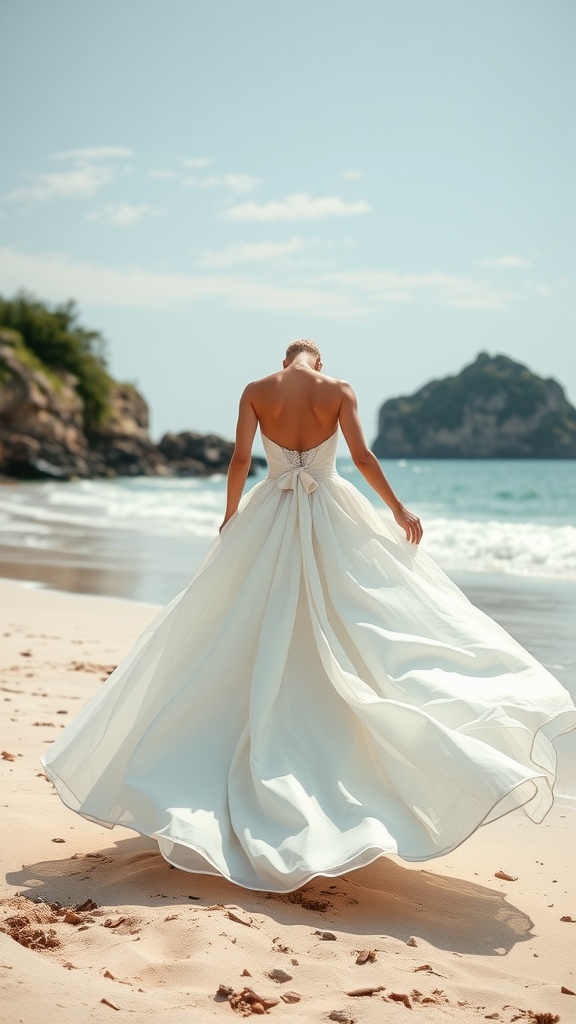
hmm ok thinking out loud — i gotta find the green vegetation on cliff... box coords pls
[0,326,65,392]
[1,293,256,480]
[398,354,554,433]
[373,352,576,458]
[0,291,112,427]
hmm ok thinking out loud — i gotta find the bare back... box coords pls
[224,356,422,543]
[230,357,372,471]
[248,365,345,451]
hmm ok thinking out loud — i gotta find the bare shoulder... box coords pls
[239,375,276,402]
[244,371,283,392]
[316,371,350,390]
[322,375,356,401]
[340,379,357,399]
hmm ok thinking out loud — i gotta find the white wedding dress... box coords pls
[40,429,576,892]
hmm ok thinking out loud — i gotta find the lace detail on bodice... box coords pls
[260,429,339,484]
[278,444,320,469]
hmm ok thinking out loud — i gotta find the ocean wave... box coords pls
[0,477,225,539]
[1,476,576,580]
[420,517,576,580]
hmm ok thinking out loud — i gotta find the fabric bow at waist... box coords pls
[275,468,319,494]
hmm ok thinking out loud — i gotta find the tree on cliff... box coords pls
[1,294,262,480]
[0,291,111,427]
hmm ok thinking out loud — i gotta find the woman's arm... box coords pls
[338,381,423,544]
[219,385,258,532]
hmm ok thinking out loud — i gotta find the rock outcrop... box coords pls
[0,330,93,478]
[159,431,236,476]
[373,352,576,458]
[0,331,263,480]
[86,382,169,478]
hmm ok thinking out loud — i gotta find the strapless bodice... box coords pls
[261,429,338,492]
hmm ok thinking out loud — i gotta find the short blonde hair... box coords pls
[285,339,321,362]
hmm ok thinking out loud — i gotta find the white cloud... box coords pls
[343,170,363,180]
[184,173,262,194]
[321,270,513,311]
[86,203,162,227]
[147,169,178,179]
[181,157,212,169]
[3,164,114,203]
[3,147,134,204]
[50,147,134,161]
[0,244,514,317]
[198,238,305,268]
[0,246,365,318]
[224,193,372,221]
[477,254,531,268]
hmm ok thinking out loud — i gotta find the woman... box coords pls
[219,339,422,543]
[40,340,576,893]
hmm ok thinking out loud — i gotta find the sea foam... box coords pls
[0,462,575,581]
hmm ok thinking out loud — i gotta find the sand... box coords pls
[1,578,575,1024]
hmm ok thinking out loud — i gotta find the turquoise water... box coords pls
[341,457,576,525]
[0,458,575,587]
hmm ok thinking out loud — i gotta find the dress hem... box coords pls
[38,746,568,894]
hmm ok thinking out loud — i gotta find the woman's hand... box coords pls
[219,510,238,533]
[392,503,423,544]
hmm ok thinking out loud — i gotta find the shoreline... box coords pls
[1,577,575,1022]
[1,547,573,673]
[1,539,575,602]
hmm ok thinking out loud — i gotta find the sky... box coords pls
[1,0,575,451]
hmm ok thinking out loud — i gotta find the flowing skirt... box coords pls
[40,473,576,891]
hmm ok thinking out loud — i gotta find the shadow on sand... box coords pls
[7,833,533,958]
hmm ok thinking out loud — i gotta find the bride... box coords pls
[40,339,576,893]
[219,339,423,543]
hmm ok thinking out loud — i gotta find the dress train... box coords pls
[40,430,576,892]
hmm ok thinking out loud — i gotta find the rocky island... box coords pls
[0,293,263,480]
[373,352,576,458]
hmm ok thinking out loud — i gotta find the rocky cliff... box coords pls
[372,352,576,459]
[0,330,261,480]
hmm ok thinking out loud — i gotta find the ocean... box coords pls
[1,457,575,604]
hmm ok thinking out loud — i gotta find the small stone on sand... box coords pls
[389,991,413,1008]
[355,949,377,964]
[280,991,301,1003]
[267,967,293,982]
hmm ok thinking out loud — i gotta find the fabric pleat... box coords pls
[40,430,576,892]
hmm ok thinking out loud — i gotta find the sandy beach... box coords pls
[1,577,575,1023]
